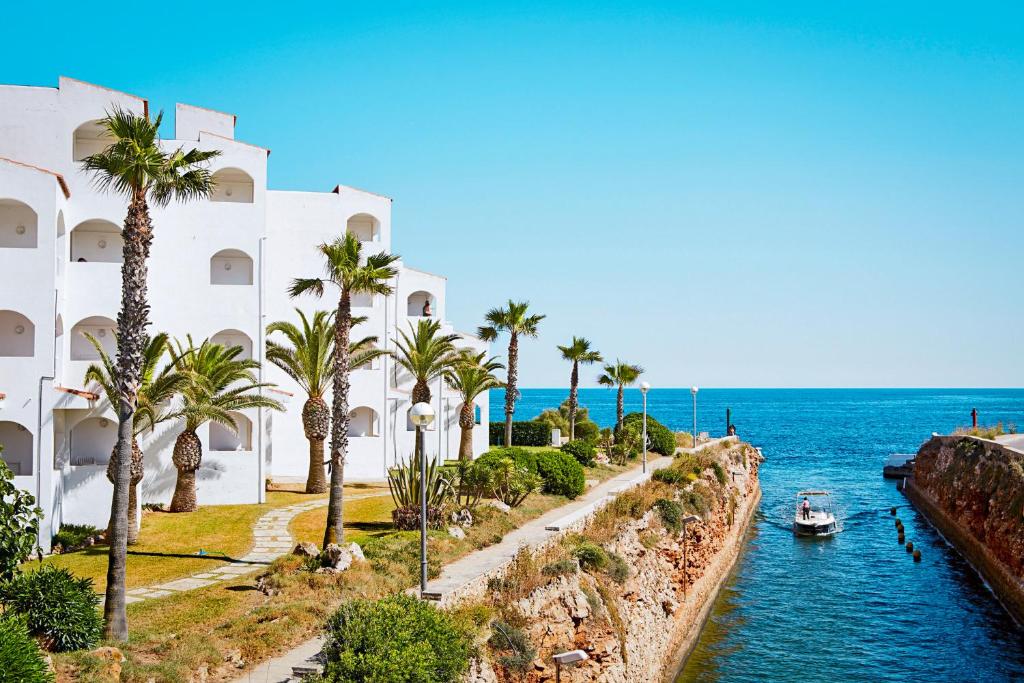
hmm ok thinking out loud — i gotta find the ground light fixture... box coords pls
[640,381,651,473]
[690,385,699,446]
[409,401,436,597]
[553,649,589,682]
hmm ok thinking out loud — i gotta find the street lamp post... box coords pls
[640,382,650,473]
[410,402,436,597]
[690,386,699,447]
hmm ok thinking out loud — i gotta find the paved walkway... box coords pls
[124,491,388,605]
[233,458,672,682]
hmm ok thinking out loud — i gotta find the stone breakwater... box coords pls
[468,442,762,682]
[906,435,1024,622]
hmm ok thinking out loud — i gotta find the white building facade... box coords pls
[0,77,488,551]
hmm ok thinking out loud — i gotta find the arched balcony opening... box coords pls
[347,213,380,243]
[210,412,252,451]
[210,168,255,203]
[69,416,117,466]
[211,329,253,360]
[0,421,33,476]
[406,406,437,432]
[407,291,436,318]
[71,220,123,263]
[70,316,116,361]
[349,407,380,437]
[0,199,38,249]
[210,249,254,285]
[0,311,35,357]
[72,120,112,162]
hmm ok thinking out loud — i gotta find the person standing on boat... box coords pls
[801,497,811,520]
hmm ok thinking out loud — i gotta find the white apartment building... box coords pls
[0,77,489,551]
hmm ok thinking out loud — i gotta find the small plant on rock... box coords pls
[541,559,579,577]
[654,498,684,534]
[606,551,630,584]
[488,619,536,675]
[574,542,609,571]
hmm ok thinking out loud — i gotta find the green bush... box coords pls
[477,456,540,508]
[561,439,596,467]
[489,421,550,446]
[534,400,600,443]
[477,447,538,475]
[0,614,53,682]
[654,498,683,534]
[52,524,102,551]
[711,461,728,486]
[541,559,579,577]
[536,450,585,499]
[318,594,471,682]
[622,412,676,456]
[488,620,536,674]
[575,542,609,571]
[0,565,101,652]
[652,467,686,485]
[606,551,630,584]
[0,457,41,584]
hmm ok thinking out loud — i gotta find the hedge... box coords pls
[536,450,585,499]
[622,412,676,456]
[489,421,550,447]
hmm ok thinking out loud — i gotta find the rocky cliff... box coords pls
[469,441,762,682]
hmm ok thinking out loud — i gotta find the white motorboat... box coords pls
[793,490,837,537]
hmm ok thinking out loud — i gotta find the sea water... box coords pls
[492,388,1024,682]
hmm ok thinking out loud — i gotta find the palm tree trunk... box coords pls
[170,470,197,512]
[302,397,329,493]
[458,402,474,460]
[568,361,579,441]
[323,290,352,547]
[616,384,625,433]
[170,430,203,513]
[104,190,152,642]
[307,438,327,493]
[127,483,139,545]
[504,332,518,447]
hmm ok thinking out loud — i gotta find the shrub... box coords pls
[534,401,600,443]
[0,457,41,584]
[441,460,493,512]
[675,431,695,448]
[622,412,676,456]
[536,450,585,499]
[0,565,101,652]
[0,614,52,682]
[489,421,549,447]
[711,461,728,486]
[575,542,609,571]
[652,467,686,485]
[52,524,102,552]
[318,594,471,682]
[606,551,630,584]
[561,439,596,467]
[479,456,540,508]
[488,620,536,675]
[388,451,453,530]
[477,447,538,475]
[654,498,683,534]
[541,559,579,577]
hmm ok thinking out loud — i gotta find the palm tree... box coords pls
[267,310,387,494]
[477,301,545,447]
[597,360,644,432]
[445,352,505,460]
[167,337,283,512]
[81,107,219,641]
[290,234,400,546]
[557,337,602,441]
[83,333,185,544]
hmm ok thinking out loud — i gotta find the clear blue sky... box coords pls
[5,2,1022,387]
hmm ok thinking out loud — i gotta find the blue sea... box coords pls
[491,388,1024,682]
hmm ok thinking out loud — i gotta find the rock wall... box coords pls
[908,435,1024,622]
[470,443,762,683]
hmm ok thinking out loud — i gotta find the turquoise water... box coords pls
[491,388,1024,682]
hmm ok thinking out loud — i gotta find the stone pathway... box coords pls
[124,491,388,605]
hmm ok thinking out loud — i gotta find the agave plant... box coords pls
[387,450,454,531]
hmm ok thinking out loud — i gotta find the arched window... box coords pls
[0,421,33,476]
[406,406,436,431]
[0,310,35,357]
[349,407,380,437]
[211,329,253,360]
[0,199,38,249]
[210,249,254,285]
[70,316,116,360]
[346,213,380,243]
[73,120,112,162]
[70,220,123,263]
[407,291,435,317]
[210,412,252,451]
[69,416,117,466]
[210,168,255,203]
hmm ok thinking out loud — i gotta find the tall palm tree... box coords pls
[597,360,644,433]
[444,352,505,460]
[167,337,282,512]
[478,301,545,447]
[290,234,400,546]
[557,337,602,441]
[266,310,387,494]
[83,332,185,544]
[81,107,219,641]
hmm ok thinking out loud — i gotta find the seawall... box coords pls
[906,435,1024,623]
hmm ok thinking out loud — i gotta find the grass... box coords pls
[954,423,1016,439]
[290,493,396,548]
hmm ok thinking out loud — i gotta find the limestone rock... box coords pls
[448,526,467,540]
[321,543,353,572]
[347,542,365,562]
[89,646,126,681]
[488,500,511,514]
[452,507,474,527]
[292,541,319,558]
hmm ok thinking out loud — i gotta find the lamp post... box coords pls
[639,382,650,473]
[553,649,589,683]
[409,401,436,597]
[680,514,700,599]
[690,386,699,446]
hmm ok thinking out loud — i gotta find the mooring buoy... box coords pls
[905,541,914,552]
[895,519,902,529]
[913,549,922,562]
[890,507,897,515]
